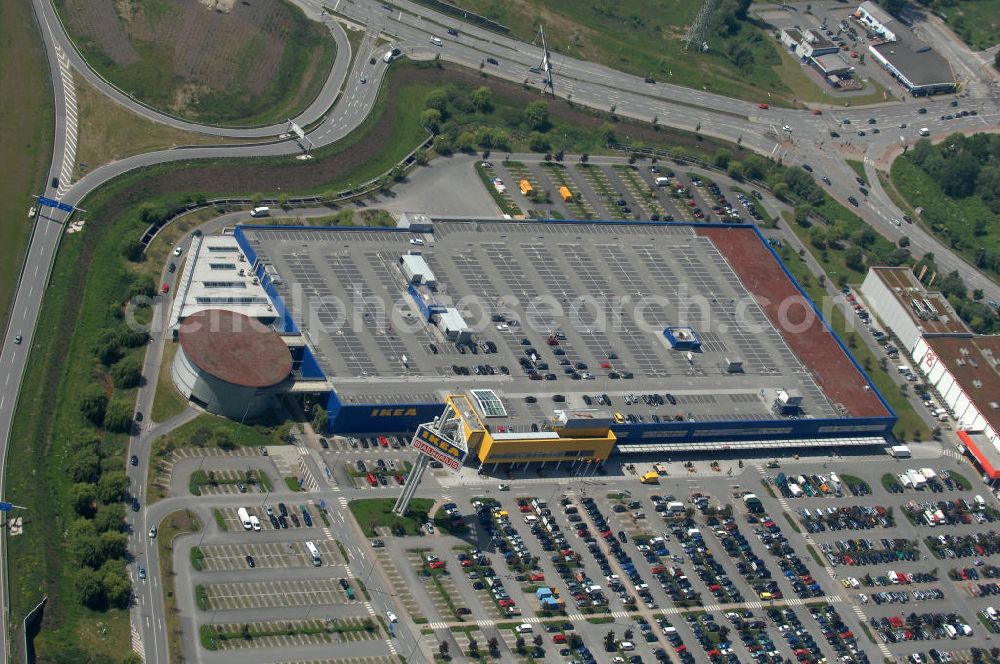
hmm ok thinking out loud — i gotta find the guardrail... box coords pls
[403,0,510,34]
[140,133,433,251]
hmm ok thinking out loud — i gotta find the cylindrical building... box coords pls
[172,309,292,419]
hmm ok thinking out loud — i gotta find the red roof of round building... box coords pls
[178,310,291,388]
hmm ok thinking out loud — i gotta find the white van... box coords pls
[249,515,261,532]
[516,624,533,634]
[250,206,270,218]
[919,127,930,136]
[976,495,987,509]
[620,641,635,651]
[430,36,443,46]
[655,176,670,187]
[237,507,252,530]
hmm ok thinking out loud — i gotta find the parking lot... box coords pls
[197,539,344,571]
[481,158,769,226]
[335,446,1000,663]
[202,578,359,610]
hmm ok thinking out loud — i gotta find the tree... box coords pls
[277,192,289,209]
[432,134,454,155]
[77,567,106,609]
[311,405,328,433]
[111,356,142,389]
[414,148,429,166]
[439,641,450,659]
[714,149,732,168]
[419,108,442,133]
[844,246,865,273]
[624,628,634,640]
[467,636,479,655]
[67,449,101,483]
[488,637,500,656]
[98,532,128,561]
[528,132,551,153]
[104,397,134,433]
[973,288,985,301]
[580,153,590,164]
[93,329,122,366]
[533,633,543,646]
[471,86,493,112]
[995,49,1000,71]
[121,239,143,262]
[94,503,126,533]
[456,131,476,153]
[425,88,449,113]
[939,270,967,299]
[71,483,97,517]
[522,100,550,131]
[515,637,526,654]
[97,471,129,504]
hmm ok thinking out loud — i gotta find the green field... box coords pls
[936,0,1000,50]
[891,154,1000,280]
[349,498,435,536]
[0,0,55,331]
[433,0,801,104]
[55,0,335,126]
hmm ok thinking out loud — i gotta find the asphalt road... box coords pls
[2,0,1000,660]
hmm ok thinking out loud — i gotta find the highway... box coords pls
[1,0,999,660]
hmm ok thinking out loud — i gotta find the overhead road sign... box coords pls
[409,424,467,472]
[35,196,76,213]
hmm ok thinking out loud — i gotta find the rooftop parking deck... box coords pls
[236,221,885,431]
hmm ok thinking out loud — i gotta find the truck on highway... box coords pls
[237,507,252,530]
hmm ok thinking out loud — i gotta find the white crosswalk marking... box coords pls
[130,626,145,662]
[53,45,78,198]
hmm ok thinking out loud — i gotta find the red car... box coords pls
[812,109,823,115]
[378,435,389,447]
[161,283,170,293]
[498,598,514,607]
[429,560,446,570]
[552,634,566,644]
[530,572,545,582]
[394,474,405,485]
[366,473,378,487]
[759,103,769,109]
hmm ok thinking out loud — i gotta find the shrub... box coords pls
[111,356,142,389]
[104,397,135,433]
[96,471,128,504]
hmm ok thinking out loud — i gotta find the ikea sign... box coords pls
[369,407,419,417]
[410,425,467,471]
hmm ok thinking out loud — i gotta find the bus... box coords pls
[305,541,322,566]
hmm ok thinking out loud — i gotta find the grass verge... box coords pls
[157,510,202,661]
[151,341,187,422]
[845,159,868,184]
[349,498,434,537]
[72,78,261,180]
[0,0,55,332]
[213,509,228,532]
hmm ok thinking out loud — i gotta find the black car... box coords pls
[447,28,459,36]
[856,176,866,186]
[319,437,329,449]
[918,107,927,114]
[269,514,279,529]
[848,196,859,207]
[135,411,143,422]
[51,177,59,189]
[950,100,958,107]
[278,502,288,516]
[802,164,813,172]
[278,515,288,529]
[168,263,176,273]
[822,176,832,185]
[246,555,256,568]
[131,499,140,512]
[644,76,656,84]
[290,513,300,527]
[130,454,139,467]
[829,131,840,138]
[486,57,499,65]
[859,186,869,196]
